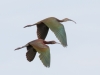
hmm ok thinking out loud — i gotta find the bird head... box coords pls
[62,18,76,24]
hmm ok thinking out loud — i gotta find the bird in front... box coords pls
[15,39,60,67]
[24,17,76,47]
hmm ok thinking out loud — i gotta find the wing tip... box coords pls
[26,54,34,62]
[62,43,68,47]
[43,63,50,68]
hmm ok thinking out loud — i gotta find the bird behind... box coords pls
[24,17,76,47]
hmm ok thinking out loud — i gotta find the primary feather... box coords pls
[39,49,50,67]
[29,39,51,67]
[37,23,49,40]
[26,45,37,62]
[43,17,67,47]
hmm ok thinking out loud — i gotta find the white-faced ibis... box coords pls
[24,17,76,47]
[15,39,60,67]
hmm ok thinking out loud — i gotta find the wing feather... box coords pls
[37,23,49,40]
[38,49,50,67]
[43,19,67,47]
[26,45,37,62]
[53,25,67,47]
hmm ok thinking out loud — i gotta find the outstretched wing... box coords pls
[39,50,50,67]
[26,45,37,62]
[37,23,49,40]
[52,25,67,47]
[43,19,67,47]
[38,48,50,67]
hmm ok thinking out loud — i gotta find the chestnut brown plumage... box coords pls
[15,39,60,67]
[24,17,76,47]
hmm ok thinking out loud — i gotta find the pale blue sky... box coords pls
[0,0,100,75]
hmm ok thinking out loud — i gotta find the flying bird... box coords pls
[24,17,76,47]
[15,39,60,67]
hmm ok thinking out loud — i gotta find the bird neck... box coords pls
[54,18,63,22]
[43,41,53,44]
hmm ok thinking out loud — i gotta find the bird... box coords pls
[24,17,76,47]
[15,39,60,67]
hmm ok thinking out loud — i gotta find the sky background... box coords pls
[0,0,100,75]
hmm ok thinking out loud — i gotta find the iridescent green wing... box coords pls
[53,25,67,47]
[43,19,67,47]
[38,48,50,67]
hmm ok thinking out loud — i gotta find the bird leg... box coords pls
[24,24,35,28]
[15,44,29,50]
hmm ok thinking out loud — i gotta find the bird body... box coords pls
[29,39,49,53]
[24,17,76,47]
[15,39,59,67]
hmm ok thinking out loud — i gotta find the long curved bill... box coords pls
[24,24,35,28]
[68,19,76,24]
